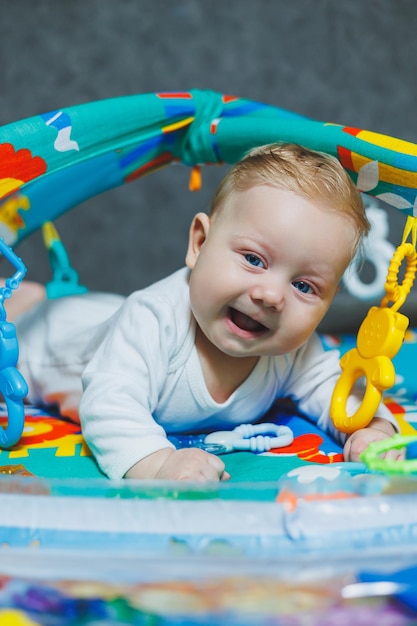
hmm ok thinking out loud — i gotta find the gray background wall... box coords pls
[2,0,417,331]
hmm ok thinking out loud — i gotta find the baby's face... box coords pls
[186,185,357,360]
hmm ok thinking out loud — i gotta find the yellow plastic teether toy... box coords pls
[330,216,417,434]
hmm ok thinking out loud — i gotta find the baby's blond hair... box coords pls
[210,143,369,258]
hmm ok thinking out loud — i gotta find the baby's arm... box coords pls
[343,416,401,461]
[80,292,231,482]
[125,447,230,481]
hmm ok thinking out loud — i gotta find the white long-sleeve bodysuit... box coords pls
[15,268,396,479]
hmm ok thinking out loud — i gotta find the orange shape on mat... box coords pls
[269,433,344,464]
[0,414,91,458]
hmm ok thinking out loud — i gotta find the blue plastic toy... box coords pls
[0,239,29,448]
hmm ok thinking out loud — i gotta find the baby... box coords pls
[12,143,399,481]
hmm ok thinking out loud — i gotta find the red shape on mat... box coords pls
[269,433,344,464]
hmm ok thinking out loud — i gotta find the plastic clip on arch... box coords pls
[42,222,88,299]
[0,239,29,448]
[330,215,417,435]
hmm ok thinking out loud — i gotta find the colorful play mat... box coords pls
[2,90,417,624]
[0,328,415,484]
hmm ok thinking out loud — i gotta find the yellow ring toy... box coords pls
[330,216,417,435]
[330,306,409,434]
[382,242,417,311]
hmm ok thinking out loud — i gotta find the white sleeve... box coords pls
[79,294,176,479]
[281,334,398,444]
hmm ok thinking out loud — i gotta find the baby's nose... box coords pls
[250,283,284,310]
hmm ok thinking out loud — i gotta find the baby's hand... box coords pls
[343,417,403,462]
[125,447,230,482]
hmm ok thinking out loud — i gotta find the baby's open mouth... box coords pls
[229,308,268,334]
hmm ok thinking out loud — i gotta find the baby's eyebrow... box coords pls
[232,233,274,252]
[301,265,340,289]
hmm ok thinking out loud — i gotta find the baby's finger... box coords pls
[203,454,227,481]
[382,446,405,461]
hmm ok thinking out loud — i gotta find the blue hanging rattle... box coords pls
[0,239,28,448]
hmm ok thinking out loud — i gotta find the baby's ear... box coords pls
[185,212,210,269]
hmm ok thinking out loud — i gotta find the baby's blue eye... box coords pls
[245,253,264,268]
[293,280,314,294]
